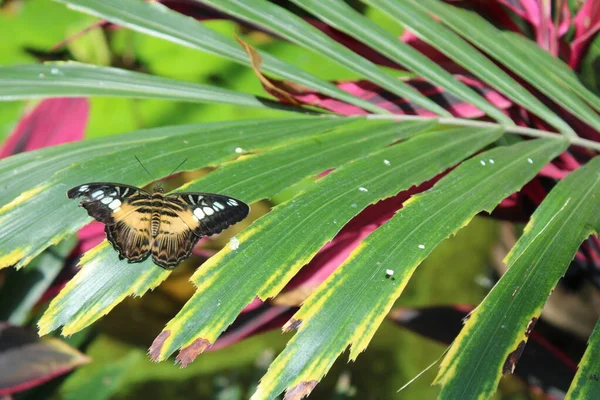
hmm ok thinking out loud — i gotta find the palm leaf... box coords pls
[55,0,388,114]
[0,63,301,113]
[197,0,451,116]
[253,138,567,398]
[289,0,512,124]
[0,0,598,398]
[567,317,600,399]
[38,118,425,335]
[436,155,600,398]
[0,117,343,270]
[364,0,574,135]
[150,125,502,363]
[408,0,600,135]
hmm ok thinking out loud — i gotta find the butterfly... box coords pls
[68,183,250,269]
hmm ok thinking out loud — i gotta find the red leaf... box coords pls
[0,323,90,395]
[292,77,511,118]
[570,0,600,68]
[0,98,88,158]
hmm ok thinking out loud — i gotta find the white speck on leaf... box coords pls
[489,159,495,164]
[351,203,357,208]
[235,147,244,154]
[50,67,61,75]
[229,237,240,250]
[38,73,45,78]
[418,244,425,249]
[480,160,486,166]
[527,158,533,164]
[386,269,394,276]
[383,159,391,166]
[359,187,368,192]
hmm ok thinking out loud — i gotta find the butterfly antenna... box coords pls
[168,158,188,177]
[134,155,155,180]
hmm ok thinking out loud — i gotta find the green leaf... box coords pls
[364,0,574,135]
[37,119,432,336]
[198,0,452,116]
[148,125,503,364]
[0,117,346,271]
[436,155,600,399]
[289,0,513,124]
[0,237,76,325]
[0,63,305,114]
[567,317,600,400]
[252,138,567,399]
[503,33,600,114]
[56,0,389,114]
[62,352,142,400]
[411,0,600,136]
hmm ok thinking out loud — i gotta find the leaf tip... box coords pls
[149,330,171,362]
[284,381,318,400]
[175,337,212,367]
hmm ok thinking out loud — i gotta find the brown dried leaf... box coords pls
[234,33,308,106]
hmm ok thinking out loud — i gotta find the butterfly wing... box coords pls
[68,183,152,262]
[151,192,250,269]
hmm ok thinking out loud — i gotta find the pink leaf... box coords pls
[570,0,600,68]
[0,98,88,158]
[293,77,512,118]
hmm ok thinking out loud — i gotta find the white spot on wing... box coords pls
[214,202,225,210]
[108,199,121,210]
[204,207,215,216]
[188,195,195,204]
[229,237,240,250]
[122,187,129,197]
[78,185,89,192]
[101,197,113,204]
[227,199,238,206]
[193,208,205,220]
[91,190,104,199]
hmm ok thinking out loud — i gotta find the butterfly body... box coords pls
[68,183,249,269]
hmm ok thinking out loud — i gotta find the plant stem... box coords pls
[363,115,600,152]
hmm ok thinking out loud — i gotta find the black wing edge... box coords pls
[168,192,251,237]
[67,182,149,199]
